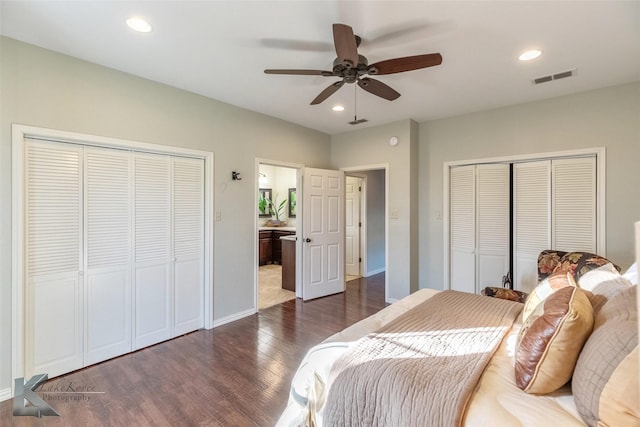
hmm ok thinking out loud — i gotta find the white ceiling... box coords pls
[2,1,639,135]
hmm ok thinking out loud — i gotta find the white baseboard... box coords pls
[364,267,385,277]
[211,308,256,328]
[0,386,12,402]
[386,298,398,304]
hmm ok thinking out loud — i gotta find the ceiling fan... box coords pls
[264,23,442,105]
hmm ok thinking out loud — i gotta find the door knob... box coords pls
[305,238,312,242]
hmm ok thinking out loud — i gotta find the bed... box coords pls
[277,251,639,427]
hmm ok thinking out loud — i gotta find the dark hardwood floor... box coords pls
[1,273,386,426]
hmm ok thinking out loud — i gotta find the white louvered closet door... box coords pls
[85,147,132,365]
[133,153,172,350]
[25,140,84,378]
[552,157,596,252]
[173,157,204,335]
[476,164,510,289]
[450,165,475,293]
[513,161,551,293]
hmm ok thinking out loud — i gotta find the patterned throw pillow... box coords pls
[572,286,639,427]
[552,251,621,282]
[521,272,576,323]
[515,286,594,395]
[537,250,568,282]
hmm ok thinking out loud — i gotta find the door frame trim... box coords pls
[442,147,606,290]
[11,124,215,389]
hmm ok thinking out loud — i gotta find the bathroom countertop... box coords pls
[258,226,296,232]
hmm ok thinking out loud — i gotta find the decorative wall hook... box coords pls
[232,171,242,181]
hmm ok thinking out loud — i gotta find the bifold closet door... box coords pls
[475,164,510,288]
[513,157,596,293]
[85,147,132,365]
[173,157,204,335]
[450,164,510,293]
[26,140,84,378]
[513,161,552,293]
[552,157,596,252]
[450,165,476,293]
[133,153,172,350]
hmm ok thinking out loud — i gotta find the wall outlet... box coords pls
[390,209,399,219]
[215,210,222,222]
[436,210,442,220]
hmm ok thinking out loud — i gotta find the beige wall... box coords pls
[0,37,331,392]
[419,82,640,290]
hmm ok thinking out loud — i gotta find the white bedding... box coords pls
[277,289,587,427]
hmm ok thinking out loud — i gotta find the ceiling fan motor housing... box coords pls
[333,55,373,83]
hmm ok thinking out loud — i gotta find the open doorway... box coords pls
[257,162,299,310]
[344,167,387,289]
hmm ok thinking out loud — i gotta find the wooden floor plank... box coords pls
[1,274,386,426]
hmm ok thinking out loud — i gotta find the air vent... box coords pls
[532,68,576,85]
[348,118,368,125]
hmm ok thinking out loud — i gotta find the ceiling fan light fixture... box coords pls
[126,17,152,33]
[518,49,542,61]
[332,105,345,112]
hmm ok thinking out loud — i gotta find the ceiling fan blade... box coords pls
[357,77,400,101]
[311,80,345,105]
[264,69,334,76]
[368,53,442,75]
[332,23,359,68]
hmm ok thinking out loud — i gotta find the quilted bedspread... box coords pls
[323,290,523,427]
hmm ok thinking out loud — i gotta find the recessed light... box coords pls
[332,105,345,112]
[126,17,152,33]
[519,49,542,61]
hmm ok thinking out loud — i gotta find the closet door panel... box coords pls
[85,270,130,364]
[450,165,476,293]
[476,164,510,288]
[133,153,172,350]
[85,147,132,364]
[514,161,551,293]
[173,158,204,335]
[134,264,171,347]
[25,140,84,377]
[552,157,596,252]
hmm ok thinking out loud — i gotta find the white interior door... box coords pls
[450,165,476,293]
[345,176,361,277]
[133,153,172,350]
[476,164,510,289]
[302,167,345,300]
[26,140,84,378]
[172,157,205,335]
[85,147,132,365]
[513,160,551,293]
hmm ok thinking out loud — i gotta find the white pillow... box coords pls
[622,262,638,285]
[577,263,623,292]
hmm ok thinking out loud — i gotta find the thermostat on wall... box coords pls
[389,136,399,146]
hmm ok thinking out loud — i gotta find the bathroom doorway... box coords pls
[256,162,299,310]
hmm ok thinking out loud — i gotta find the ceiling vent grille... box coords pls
[532,68,576,85]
